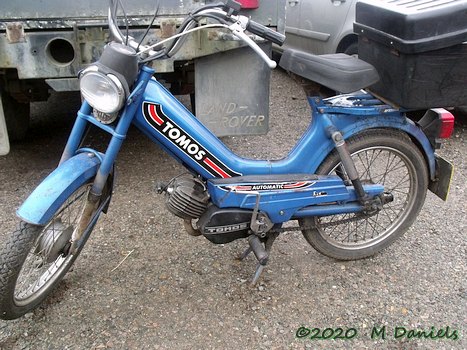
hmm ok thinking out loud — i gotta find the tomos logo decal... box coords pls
[142,102,242,178]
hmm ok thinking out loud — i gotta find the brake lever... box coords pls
[228,19,277,69]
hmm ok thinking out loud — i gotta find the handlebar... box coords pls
[108,4,284,69]
[246,20,286,46]
[108,9,161,57]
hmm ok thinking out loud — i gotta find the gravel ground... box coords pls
[0,69,466,350]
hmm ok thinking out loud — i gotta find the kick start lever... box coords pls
[250,194,274,235]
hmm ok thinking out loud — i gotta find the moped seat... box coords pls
[279,49,379,93]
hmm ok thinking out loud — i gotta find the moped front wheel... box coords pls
[300,129,429,260]
[0,182,97,320]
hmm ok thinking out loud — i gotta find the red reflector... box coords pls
[432,108,455,139]
[439,118,454,138]
[237,0,259,8]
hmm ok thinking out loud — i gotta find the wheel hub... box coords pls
[362,192,394,216]
[34,219,74,263]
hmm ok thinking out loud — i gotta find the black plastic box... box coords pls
[355,0,467,109]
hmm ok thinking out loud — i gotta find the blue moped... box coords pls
[0,0,455,319]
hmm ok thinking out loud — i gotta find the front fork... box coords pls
[62,66,155,252]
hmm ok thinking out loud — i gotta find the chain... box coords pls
[268,213,367,234]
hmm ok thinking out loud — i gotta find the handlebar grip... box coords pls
[246,20,286,46]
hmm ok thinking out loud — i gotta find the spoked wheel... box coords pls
[300,129,429,260]
[0,183,96,319]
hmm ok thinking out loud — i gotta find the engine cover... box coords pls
[165,176,209,219]
[197,205,253,244]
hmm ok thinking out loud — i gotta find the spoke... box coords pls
[352,216,367,242]
[366,167,402,183]
[359,149,381,179]
[363,150,372,179]
[357,152,371,179]
[335,164,349,182]
[387,173,410,192]
[389,178,411,190]
[385,203,407,210]
[382,152,397,184]
[371,152,395,185]
[364,217,369,241]
[390,189,410,198]
[366,149,384,180]
[366,215,390,232]
[370,212,380,238]
[366,162,407,184]
[326,214,349,239]
[384,205,402,221]
[363,216,379,238]
[386,160,406,174]
[54,191,85,219]
[338,220,355,243]
[379,206,397,225]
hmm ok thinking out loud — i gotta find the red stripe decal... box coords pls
[149,104,164,126]
[284,181,307,189]
[203,158,231,178]
[232,186,252,191]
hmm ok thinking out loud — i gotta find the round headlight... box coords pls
[80,69,125,114]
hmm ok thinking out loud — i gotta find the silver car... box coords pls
[281,0,358,55]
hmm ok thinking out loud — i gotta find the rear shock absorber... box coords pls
[327,126,368,202]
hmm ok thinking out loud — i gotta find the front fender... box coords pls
[17,152,101,226]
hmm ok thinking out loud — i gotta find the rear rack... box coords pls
[311,91,401,116]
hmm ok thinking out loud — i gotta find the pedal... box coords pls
[248,235,268,265]
[248,232,280,285]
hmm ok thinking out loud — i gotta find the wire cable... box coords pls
[117,0,129,45]
[138,23,229,55]
[137,0,161,51]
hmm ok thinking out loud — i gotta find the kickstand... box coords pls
[238,246,253,261]
[250,231,279,286]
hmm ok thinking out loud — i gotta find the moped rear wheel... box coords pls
[300,129,428,260]
[0,183,97,320]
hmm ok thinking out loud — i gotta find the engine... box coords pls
[197,205,252,244]
[163,176,209,219]
[160,175,253,243]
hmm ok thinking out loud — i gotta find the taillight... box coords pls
[418,108,455,149]
[432,108,455,139]
[237,0,259,9]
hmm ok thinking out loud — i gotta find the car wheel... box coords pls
[343,42,358,57]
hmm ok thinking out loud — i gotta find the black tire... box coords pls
[0,183,97,320]
[1,91,30,141]
[299,129,428,260]
[343,42,358,57]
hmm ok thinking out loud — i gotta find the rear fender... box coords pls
[333,115,436,181]
[17,152,102,226]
